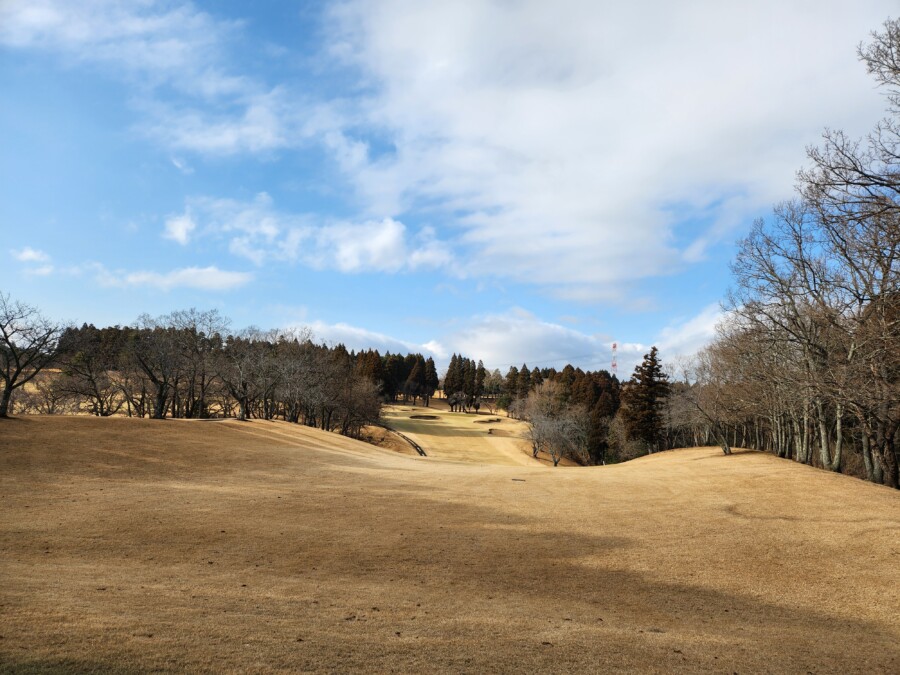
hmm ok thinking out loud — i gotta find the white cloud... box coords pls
[0,0,244,97]
[295,304,723,376]
[170,193,453,273]
[95,265,253,291]
[0,1,291,157]
[144,90,304,155]
[170,157,193,174]
[6,1,896,303]
[11,247,50,263]
[28,265,55,276]
[320,0,895,296]
[163,212,196,245]
[655,303,724,363]
[301,320,434,356]
[312,218,406,272]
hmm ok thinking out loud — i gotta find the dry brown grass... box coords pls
[382,401,573,466]
[1,415,898,673]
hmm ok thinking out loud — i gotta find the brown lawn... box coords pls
[381,400,574,466]
[1,415,898,673]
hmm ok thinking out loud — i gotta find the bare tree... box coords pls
[524,382,590,466]
[167,308,229,418]
[15,370,77,415]
[0,292,65,418]
[216,329,267,421]
[57,325,125,416]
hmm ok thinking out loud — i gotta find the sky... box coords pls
[1,0,895,376]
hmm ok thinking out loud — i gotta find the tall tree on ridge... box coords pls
[622,346,670,454]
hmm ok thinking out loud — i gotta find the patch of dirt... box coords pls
[408,414,439,420]
[473,418,502,424]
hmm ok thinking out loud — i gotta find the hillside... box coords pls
[1,416,898,673]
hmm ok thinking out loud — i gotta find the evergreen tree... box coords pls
[504,366,519,397]
[530,367,543,392]
[516,363,531,400]
[475,360,486,400]
[464,358,476,408]
[424,357,438,406]
[444,354,460,396]
[406,357,426,403]
[383,353,404,401]
[621,346,670,453]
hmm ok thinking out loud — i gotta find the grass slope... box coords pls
[1,416,898,673]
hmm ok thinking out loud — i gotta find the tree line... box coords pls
[0,301,451,441]
[0,292,674,469]
[501,349,678,466]
[665,19,900,488]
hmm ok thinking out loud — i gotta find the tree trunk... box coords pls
[829,404,843,472]
[814,399,831,469]
[861,432,875,483]
[0,386,12,417]
[152,385,168,419]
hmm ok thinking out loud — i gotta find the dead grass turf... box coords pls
[381,402,571,466]
[1,415,898,673]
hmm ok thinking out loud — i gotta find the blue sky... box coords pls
[1,0,894,374]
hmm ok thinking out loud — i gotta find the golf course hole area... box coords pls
[409,414,440,420]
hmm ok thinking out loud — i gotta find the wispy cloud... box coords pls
[319,0,891,297]
[170,157,194,174]
[11,247,50,263]
[11,247,54,276]
[301,320,433,355]
[655,303,724,362]
[0,0,244,96]
[0,0,294,158]
[94,264,253,291]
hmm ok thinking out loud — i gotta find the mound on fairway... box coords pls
[2,416,899,673]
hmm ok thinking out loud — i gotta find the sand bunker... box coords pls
[408,414,439,420]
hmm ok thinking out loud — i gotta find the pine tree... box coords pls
[383,353,404,401]
[621,346,670,453]
[505,366,519,396]
[445,354,459,396]
[464,358,476,409]
[530,367,543,392]
[424,357,438,406]
[475,360,486,400]
[516,363,531,400]
[406,358,425,404]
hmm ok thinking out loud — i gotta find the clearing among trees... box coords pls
[2,416,897,672]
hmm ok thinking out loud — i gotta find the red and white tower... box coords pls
[611,341,618,377]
